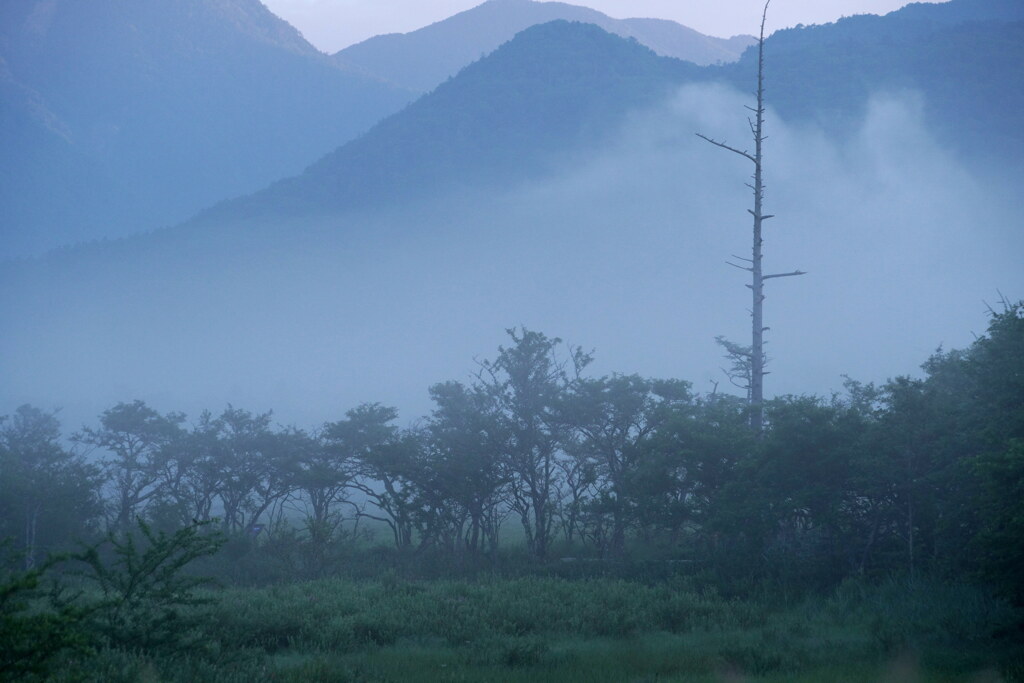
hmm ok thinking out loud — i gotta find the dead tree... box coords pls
[697,0,805,433]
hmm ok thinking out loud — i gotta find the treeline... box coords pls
[2,304,1022,597]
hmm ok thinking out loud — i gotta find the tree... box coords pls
[0,406,103,567]
[75,401,185,529]
[714,335,754,403]
[288,426,359,569]
[152,410,226,528]
[634,393,752,555]
[756,395,869,582]
[698,0,805,433]
[325,404,419,550]
[560,375,690,557]
[0,549,90,680]
[424,381,510,555]
[912,300,1024,596]
[477,328,590,559]
[73,519,224,655]
[213,406,295,535]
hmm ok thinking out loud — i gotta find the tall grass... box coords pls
[42,574,1023,682]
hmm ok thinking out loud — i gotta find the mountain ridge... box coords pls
[4,0,1021,259]
[193,21,700,228]
[190,2,1024,231]
[332,0,754,93]
[0,0,415,258]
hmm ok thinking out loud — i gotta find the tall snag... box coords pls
[697,0,805,432]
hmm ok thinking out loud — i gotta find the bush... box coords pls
[73,519,225,655]
[0,549,89,681]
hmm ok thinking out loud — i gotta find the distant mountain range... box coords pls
[332,0,755,93]
[3,0,1022,258]
[0,0,754,259]
[0,0,414,257]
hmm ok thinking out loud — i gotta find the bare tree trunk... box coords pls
[908,491,915,583]
[750,39,766,431]
[697,0,804,433]
[23,502,39,570]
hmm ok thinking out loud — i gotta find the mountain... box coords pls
[894,0,1024,23]
[332,0,754,93]
[201,7,1024,227]
[201,21,701,224]
[0,0,415,257]
[729,2,1024,165]
[0,54,124,253]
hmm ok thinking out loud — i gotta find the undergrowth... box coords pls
[31,573,1019,682]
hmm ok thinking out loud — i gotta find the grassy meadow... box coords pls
[40,572,1022,682]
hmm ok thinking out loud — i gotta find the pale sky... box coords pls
[261,0,942,53]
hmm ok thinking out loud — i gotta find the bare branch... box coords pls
[763,270,807,280]
[727,374,749,390]
[695,133,757,163]
[726,261,753,272]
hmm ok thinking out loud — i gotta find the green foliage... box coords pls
[0,550,89,681]
[325,403,420,551]
[195,574,1019,681]
[731,8,1024,163]
[74,519,225,655]
[974,439,1024,600]
[0,406,103,566]
[476,327,591,560]
[5,305,1024,679]
[74,400,186,530]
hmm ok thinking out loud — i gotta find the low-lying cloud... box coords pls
[2,82,1019,431]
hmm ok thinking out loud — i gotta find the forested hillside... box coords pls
[0,0,413,257]
[204,8,1024,225]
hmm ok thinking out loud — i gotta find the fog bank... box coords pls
[1,83,1019,431]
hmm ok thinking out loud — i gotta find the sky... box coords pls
[261,0,942,53]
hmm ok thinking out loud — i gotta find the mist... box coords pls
[1,82,1020,432]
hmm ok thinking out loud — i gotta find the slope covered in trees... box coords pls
[201,5,1024,227]
[200,21,702,223]
[3,0,1020,256]
[0,0,414,257]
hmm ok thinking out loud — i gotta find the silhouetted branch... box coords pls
[763,270,807,281]
[695,134,756,163]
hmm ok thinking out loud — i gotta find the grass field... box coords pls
[45,574,1023,682]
